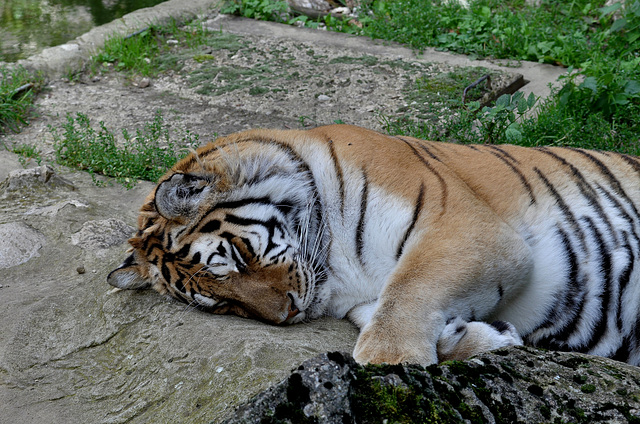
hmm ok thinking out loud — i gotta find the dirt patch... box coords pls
[1,15,524,167]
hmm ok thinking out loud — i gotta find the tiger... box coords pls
[108,124,640,366]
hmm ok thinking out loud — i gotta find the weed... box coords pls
[51,110,200,188]
[12,143,42,167]
[92,20,238,77]
[0,65,43,134]
[221,0,289,21]
[94,27,161,76]
[365,1,640,154]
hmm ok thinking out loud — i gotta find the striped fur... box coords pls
[108,124,640,366]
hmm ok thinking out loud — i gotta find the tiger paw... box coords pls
[353,325,437,365]
[437,317,523,362]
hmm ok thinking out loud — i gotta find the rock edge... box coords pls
[225,348,640,423]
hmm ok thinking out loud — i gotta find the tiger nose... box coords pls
[287,293,300,319]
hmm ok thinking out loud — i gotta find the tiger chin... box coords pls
[108,124,640,366]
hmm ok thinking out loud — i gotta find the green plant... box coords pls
[360,0,635,67]
[94,27,161,76]
[367,1,640,155]
[0,65,43,134]
[51,110,200,188]
[12,143,42,167]
[221,0,289,21]
[92,20,221,77]
[472,92,538,144]
[554,2,640,122]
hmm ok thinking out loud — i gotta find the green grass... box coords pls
[222,0,640,154]
[51,110,200,188]
[0,65,43,134]
[367,0,640,153]
[92,20,246,77]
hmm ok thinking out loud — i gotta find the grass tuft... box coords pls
[0,65,43,134]
[51,110,200,188]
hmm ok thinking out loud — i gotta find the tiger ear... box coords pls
[154,173,212,220]
[107,254,150,290]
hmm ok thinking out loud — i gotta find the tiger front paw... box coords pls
[437,317,523,362]
[353,325,437,365]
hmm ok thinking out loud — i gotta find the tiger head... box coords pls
[107,138,328,325]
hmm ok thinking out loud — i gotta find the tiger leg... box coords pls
[352,214,533,365]
[436,317,523,362]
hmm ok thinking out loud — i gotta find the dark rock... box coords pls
[224,347,640,423]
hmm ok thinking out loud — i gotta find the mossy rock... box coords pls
[224,347,640,423]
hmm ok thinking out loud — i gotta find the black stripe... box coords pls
[486,145,520,164]
[396,136,442,163]
[596,183,640,247]
[580,216,612,351]
[612,337,631,362]
[534,167,587,251]
[396,183,424,260]
[356,171,368,264]
[145,240,163,257]
[532,226,586,350]
[212,197,291,212]
[176,268,190,293]
[148,255,159,266]
[165,232,173,251]
[486,148,536,205]
[220,232,245,269]
[190,251,201,264]
[200,219,221,233]
[616,232,635,332]
[121,253,136,268]
[619,153,640,178]
[399,138,448,213]
[176,243,191,259]
[326,138,346,214]
[490,321,512,334]
[536,148,617,244]
[224,215,284,257]
[161,262,173,286]
[568,147,640,219]
[240,236,256,259]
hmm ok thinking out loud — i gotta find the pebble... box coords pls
[77,266,85,274]
[317,94,331,102]
[138,78,151,88]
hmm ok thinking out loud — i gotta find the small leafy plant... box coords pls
[51,110,200,188]
[12,143,42,167]
[221,0,289,21]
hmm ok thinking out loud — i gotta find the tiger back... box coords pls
[108,124,640,366]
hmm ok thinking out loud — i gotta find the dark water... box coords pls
[0,0,169,62]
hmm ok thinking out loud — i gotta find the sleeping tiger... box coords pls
[108,124,640,366]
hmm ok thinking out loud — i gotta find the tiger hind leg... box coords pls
[437,317,523,362]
